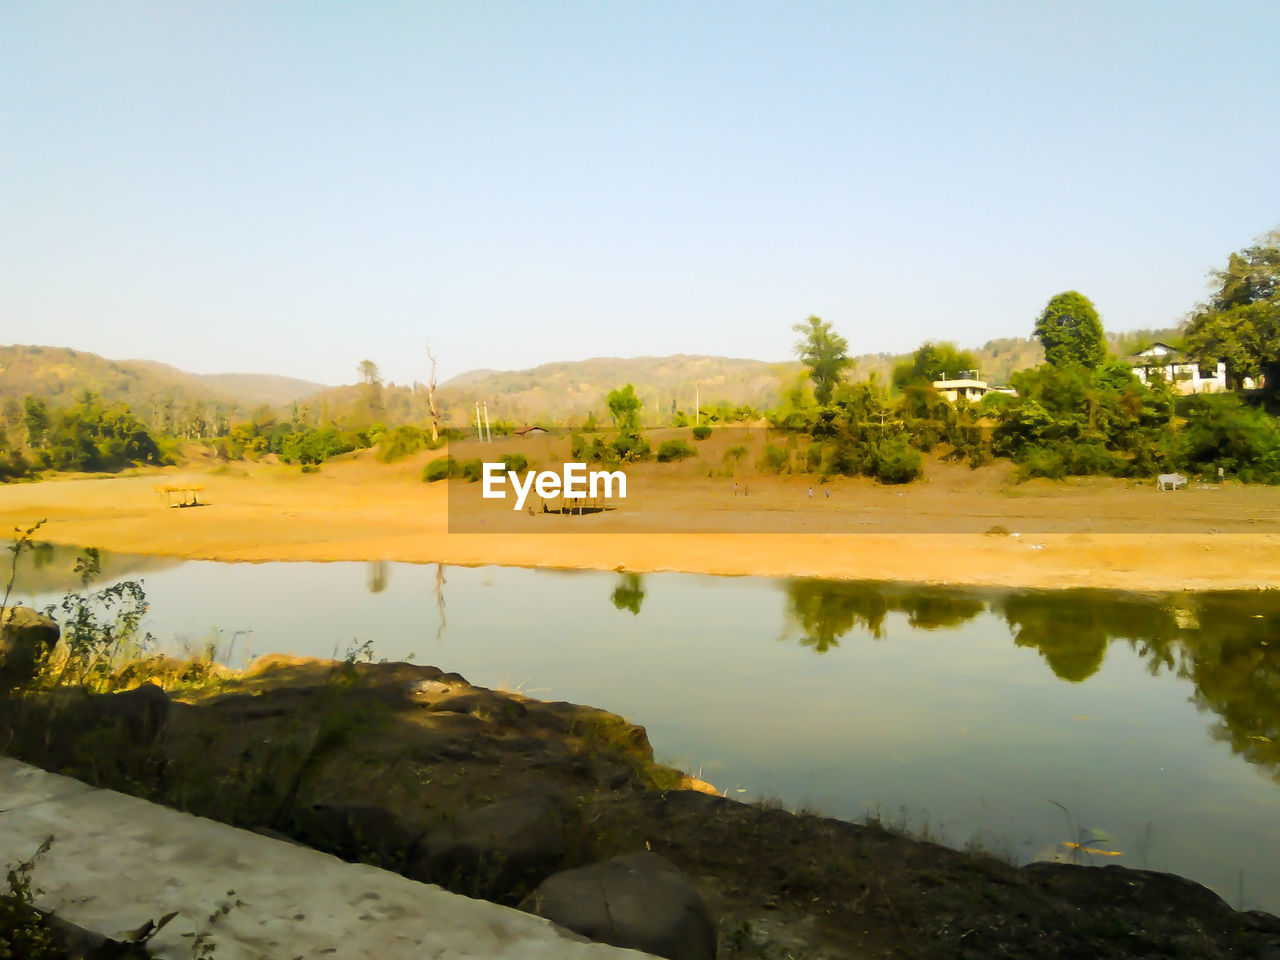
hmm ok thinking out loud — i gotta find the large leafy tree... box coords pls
[1185,230,1280,386]
[605,383,642,433]
[1033,291,1107,368]
[793,316,852,405]
[892,341,977,390]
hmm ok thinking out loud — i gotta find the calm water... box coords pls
[7,544,1280,913]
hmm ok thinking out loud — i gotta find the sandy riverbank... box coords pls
[0,446,1278,591]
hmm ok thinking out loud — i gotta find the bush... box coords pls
[460,458,485,482]
[691,425,712,441]
[377,425,426,463]
[1015,445,1067,480]
[759,443,790,474]
[422,457,457,482]
[612,433,650,462]
[868,436,922,484]
[804,444,823,472]
[1171,393,1280,483]
[822,439,862,477]
[656,439,695,462]
[501,453,529,473]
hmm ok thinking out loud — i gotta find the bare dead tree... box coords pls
[425,344,441,443]
[434,562,446,639]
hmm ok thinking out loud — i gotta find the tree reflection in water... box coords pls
[778,578,1280,783]
[780,579,984,653]
[610,573,645,616]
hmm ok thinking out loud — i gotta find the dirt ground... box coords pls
[0,439,1278,591]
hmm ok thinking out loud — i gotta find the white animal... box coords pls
[1156,473,1187,491]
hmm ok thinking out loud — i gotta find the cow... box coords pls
[1156,473,1187,491]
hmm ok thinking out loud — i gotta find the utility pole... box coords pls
[482,401,492,442]
[695,384,700,427]
[474,402,482,440]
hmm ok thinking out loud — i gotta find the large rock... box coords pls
[289,803,418,872]
[84,683,171,746]
[412,785,568,899]
[520,852,716,960]
[0,605,59,690]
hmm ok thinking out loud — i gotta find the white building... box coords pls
[1128,342,1235,394]
[930,371,1016,403]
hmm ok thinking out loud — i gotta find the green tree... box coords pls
[22,396,49,448]
[793,316,852,404]
[1185,230,1280,387]
[605,384,642,433]
[891,341,978,390]
[1034,291,1107,368]
[355,360,385,425]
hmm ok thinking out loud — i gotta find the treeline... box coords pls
[0,393,164,479]
[756,231,1280,484]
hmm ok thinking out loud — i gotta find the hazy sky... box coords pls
[2,2,1277,386]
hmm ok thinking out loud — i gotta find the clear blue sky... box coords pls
[2,1,1276,386]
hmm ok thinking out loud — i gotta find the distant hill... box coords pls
[0,345,327,414]
[432,327,1184,426]
[2,323,1185,434]
[436,354,800,426]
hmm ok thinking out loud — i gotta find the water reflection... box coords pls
[780,579,985,652]
[366,560,389,594]
[5,542,181,595]
[610,573,645,616]
[777,577,1280,783]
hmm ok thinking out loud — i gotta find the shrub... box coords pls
[691,425,712,441]
[422,457,457,482]
[1171,393,1280,483]
[656,439,695,462]
[377,425,426,463]
[501,453,529,473]
[612,434,650,462]
[804,444,823,472]
[823,439,862,477]
[868,436,922,484]
[460,458,485,482]
[759,443,789,474]
[1015,445,1067,480]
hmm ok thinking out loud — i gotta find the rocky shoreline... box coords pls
[2,620,1279,958]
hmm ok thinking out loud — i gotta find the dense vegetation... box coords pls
[4,230,1278,485]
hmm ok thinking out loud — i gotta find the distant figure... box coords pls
[825,488,830,499]
[743,483,749,496]
[733,481,739,496]
[1218,466,1225,482]
[808,486,813,499]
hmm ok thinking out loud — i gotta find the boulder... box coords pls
[413,785,568,899]
[289,803,417,871]
[520,852,716,960]
[0,605,59,690]
[85,683,170,745]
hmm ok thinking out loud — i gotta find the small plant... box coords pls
[43,548,156,691]
[691,425,712,441]
[0,836,61,960]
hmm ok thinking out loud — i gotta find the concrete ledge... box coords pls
[0,757,657,959]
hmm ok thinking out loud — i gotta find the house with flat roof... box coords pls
[1127,342,1240,394]
[930,370,1014,403]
